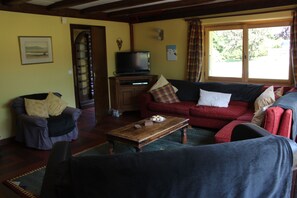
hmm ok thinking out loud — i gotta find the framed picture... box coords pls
[166,45,177,61]
[19,36,53,65]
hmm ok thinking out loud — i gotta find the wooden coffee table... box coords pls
[106,115,189,154]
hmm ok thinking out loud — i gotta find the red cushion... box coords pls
[148,101,195,116]
[278,109,292,138]
[150,84,180,103]
[263,106,284,135]
[214,120,247,143]
[190,101,249,120]
[237,109,254,121]
[189,116,230,129]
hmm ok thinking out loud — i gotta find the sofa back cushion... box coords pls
[196,82,263,102]
[168,79,200,101]
[169,80,263,102]
[12,92,62,115]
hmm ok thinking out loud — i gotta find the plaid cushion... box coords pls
[150,83,180,103]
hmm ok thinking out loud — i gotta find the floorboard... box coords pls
[0,108,140,197]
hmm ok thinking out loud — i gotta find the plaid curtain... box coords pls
[186,20,203,82]
[291,10,297,86]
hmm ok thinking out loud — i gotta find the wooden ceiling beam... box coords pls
[47,0,98,10]
[125,0,296,23]
[0,3,120,22]
[1,0,30,5]
[81,0,164,14]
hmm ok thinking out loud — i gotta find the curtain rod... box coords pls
[184,7,295,21]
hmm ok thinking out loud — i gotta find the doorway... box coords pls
[70,24,109,123]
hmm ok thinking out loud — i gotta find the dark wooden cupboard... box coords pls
[109,75,157,113]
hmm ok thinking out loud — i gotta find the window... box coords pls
[205,20,291,84]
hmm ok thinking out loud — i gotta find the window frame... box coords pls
[204,19,292,85]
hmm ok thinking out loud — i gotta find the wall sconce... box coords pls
[156,28,164,41]
[116,38,123,50]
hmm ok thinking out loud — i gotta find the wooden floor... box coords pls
[0,108,140,198]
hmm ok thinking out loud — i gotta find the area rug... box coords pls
[3,127,215,198]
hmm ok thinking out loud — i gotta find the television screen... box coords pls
[116,51,150,75]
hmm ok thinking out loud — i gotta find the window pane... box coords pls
[248,26,290,80]
[208,29,243,78]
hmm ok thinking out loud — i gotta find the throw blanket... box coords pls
[273,92,297,141]
[69,136,292,198]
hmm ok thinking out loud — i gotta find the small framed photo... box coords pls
[19,36,53,65]
[166,45,177,61]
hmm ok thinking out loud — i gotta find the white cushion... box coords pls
[197,89,231,108]
[149,74,178,93]
[254,86,275,112]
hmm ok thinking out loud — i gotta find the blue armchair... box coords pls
[11,93,81,150]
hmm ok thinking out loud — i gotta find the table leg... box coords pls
[108,141,115,155]
[181,127,188,144]
[135,147,142,152]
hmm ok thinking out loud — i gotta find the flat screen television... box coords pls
[115,51,150,75]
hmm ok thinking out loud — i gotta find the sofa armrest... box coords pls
[231,123,272,141]
[18,114,48,128]
[63,107,81,121]
[232,123,297,169]
[40,141,72,198]
[139,93,154,118]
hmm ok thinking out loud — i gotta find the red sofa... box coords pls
[139,80,295,143]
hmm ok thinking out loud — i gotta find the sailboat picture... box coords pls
[19,36,53,65]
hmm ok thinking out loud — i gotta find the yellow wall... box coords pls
[0,11,130,140]
[133,19,188,80]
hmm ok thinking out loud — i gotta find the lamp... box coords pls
[156,28,164,41]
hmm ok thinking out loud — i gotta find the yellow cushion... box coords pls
[149,75,178,92]
[46,92,68,116]
[251,104,272,126]
[24,98,49,118]
[254,86,275,112]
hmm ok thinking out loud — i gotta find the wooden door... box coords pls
[74,30,95,109]
[90,26,109,123]
[70,25,109,123]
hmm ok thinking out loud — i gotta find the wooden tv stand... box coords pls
[109,75,158,113]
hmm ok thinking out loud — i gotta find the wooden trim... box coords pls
[130,24,134,51]
[0,137,15,146]
[185,7,295,21]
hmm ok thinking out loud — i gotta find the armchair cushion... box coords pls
[24,98,49,118]
[46,92,68,116]
[48,113,75,137]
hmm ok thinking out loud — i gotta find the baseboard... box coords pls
[0,137,15,146]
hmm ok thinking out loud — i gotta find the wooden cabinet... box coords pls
[109,75,157,112]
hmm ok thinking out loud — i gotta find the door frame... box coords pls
[70,24,109,123]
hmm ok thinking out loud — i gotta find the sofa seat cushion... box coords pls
[190,101,249,120]
[47,113,75,137]
[147,101,195,116]
[215,120,248,143]
[237,109,254,121]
